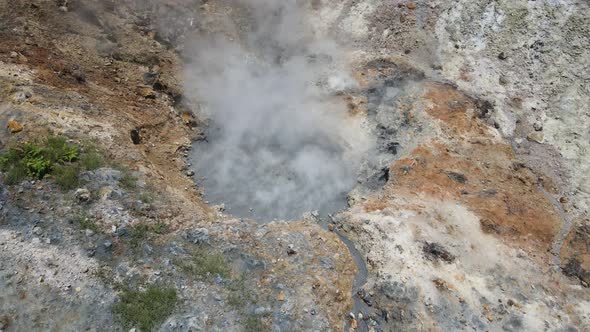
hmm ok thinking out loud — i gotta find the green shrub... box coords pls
[112,286,177,331]
[22,144,51,178]
[0,135,104,188]
[44,136,79,163]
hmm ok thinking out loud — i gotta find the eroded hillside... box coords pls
[0,1,588,331]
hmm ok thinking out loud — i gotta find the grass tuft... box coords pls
[128,223,150,248]
[53,164,80,190]
[112,286,177,331]
[244,315,267,332]
[119,171,138,190]
[177,248,231,280]
[226,274,255,308]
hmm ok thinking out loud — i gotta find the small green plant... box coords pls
[44,136,79,163]
[72,212,100,232]
[112,286,177,331]
[226,274,255,309]
[53,164,80,190]
[177,248,231,280]
[244,315,268,332]
[139,192,154,204]
[119,171,138,190]
[153,222,168,234]
[22,144,52,178]
[3,165,27,185]
[128,223,150,248]
[79,150,103,171]
[0,135,103,190]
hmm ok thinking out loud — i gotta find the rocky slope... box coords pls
[0,0,588,331]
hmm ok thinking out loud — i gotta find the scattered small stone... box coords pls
[74,188,91,202]
[310,309,316,315]
[287,244,297,256]
[186,170,195,177]
[277,293,285,301]
[533,122,543,131]
[254,307,271,315]
[527,132,544,143]
[423,242,456,263]
[328,224,335,231]
[447,171,467,184]
[72,69,86,83]
[499,75,509,85]
[184,228,210,244]
[498,52,508,60]
[406,2,416,10]
[103,240,113,249]
[137,85,156,99]
[7,120,24,133]
[115,227,128,237]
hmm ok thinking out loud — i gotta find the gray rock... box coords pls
[287,244,297,255]
[254,307,272,315]
[75,188,91,202]
[116,227,129,237]
[184,228,210,244]
[79,168,122,187]
[527,132,544,144]
[161,314,206,332]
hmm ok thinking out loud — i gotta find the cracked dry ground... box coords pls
[1,1,589,332]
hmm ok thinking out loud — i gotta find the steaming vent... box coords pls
[187,50,373,221]
[185,1,377,221]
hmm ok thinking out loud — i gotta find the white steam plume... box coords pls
[187,0,373,221]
